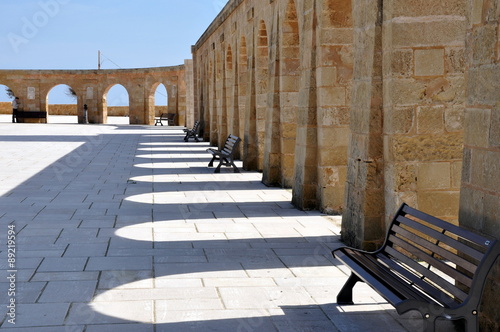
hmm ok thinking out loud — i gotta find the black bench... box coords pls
[206,134,241,173]
[154,113,176,126]
[183,120,201,142]
[332,203,499,332]
[15,111,47,123]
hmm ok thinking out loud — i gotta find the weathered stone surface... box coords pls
[414,48,445,76]
[392,20,466,47]
[417,105,445,134]
[390,132,464,162]
[444,105,464,132]
[392,0,467,17]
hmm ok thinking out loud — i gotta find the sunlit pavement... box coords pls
[0,120,424,331]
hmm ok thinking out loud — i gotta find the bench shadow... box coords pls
[0,127,443,331]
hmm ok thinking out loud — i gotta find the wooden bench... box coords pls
[206,134,241,173]
[332,203,499,332]
[183,120,201,142]
[154,113,176,126]
[15,111,47,123]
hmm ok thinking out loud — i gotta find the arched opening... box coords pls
[103,84,130,124]
[280,0,300,187]
[0,84,15,123]
[47,84,78,123]
[153,83,169,123]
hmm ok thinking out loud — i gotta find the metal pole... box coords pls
[98,50,101,70]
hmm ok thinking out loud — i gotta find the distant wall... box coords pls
[0,102,11,114]
[0,102,168,117]
[0,66,188,125]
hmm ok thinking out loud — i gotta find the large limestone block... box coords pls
[414,48,445,76]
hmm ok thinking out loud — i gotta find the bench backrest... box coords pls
[191,120,200,132]
[381,203,499,308]
[220,135,241,155]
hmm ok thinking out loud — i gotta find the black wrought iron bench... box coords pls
[15,111,47,123]
[183,120,200,142]
[332,203,499,332]
[206,134,241,173]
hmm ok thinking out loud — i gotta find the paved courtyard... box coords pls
[0,119,425,331]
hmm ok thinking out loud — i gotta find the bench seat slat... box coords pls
[396,215,484,262]
[385,245,469,302]
[376,253,458,307]
[391,224,478,274]
[388,234,473,288]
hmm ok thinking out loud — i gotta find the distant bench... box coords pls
[183,120,201,142]
[332,203,500,332]
[154,113,176,126]
[206,134,241,173]
[15,111,47,123]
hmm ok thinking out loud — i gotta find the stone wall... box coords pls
[1,103,168,117]
[342,0,467,250]
[192,0,467,232]
[0,102,11,114]
[192,1,499,327]
[0,66,186,125]
[459,0,500,329]
[193,0,353,214]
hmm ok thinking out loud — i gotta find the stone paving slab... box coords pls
[0,122,421,331]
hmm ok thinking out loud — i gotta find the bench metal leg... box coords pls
[214,161,223,173]
[228,159,240,173]
[208,156,217,167]
[421,314,437,332]
[465,315,478,332]
[337,273,361,305]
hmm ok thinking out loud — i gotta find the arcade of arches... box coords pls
[0,1,498,328]
[191,0,499,328]
[0,64,191,125]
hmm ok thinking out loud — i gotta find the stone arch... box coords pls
[46,84,78,122]
[103,84,130,124]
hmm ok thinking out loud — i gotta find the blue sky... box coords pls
[1,0,228,69]
[0,0,228,105]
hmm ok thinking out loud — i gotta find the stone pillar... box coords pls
[243,26,260,171]
[185,59,195,128]
[230,43,240,149]
[219,46,228,146]
[316,0,353,213]
[279,0,300,189]
[292,0,319,211]
[382,0,466,223]
[342,0,385,250]
[263,8,282,187]
[211,50,219,146]
[459,0,500,329]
